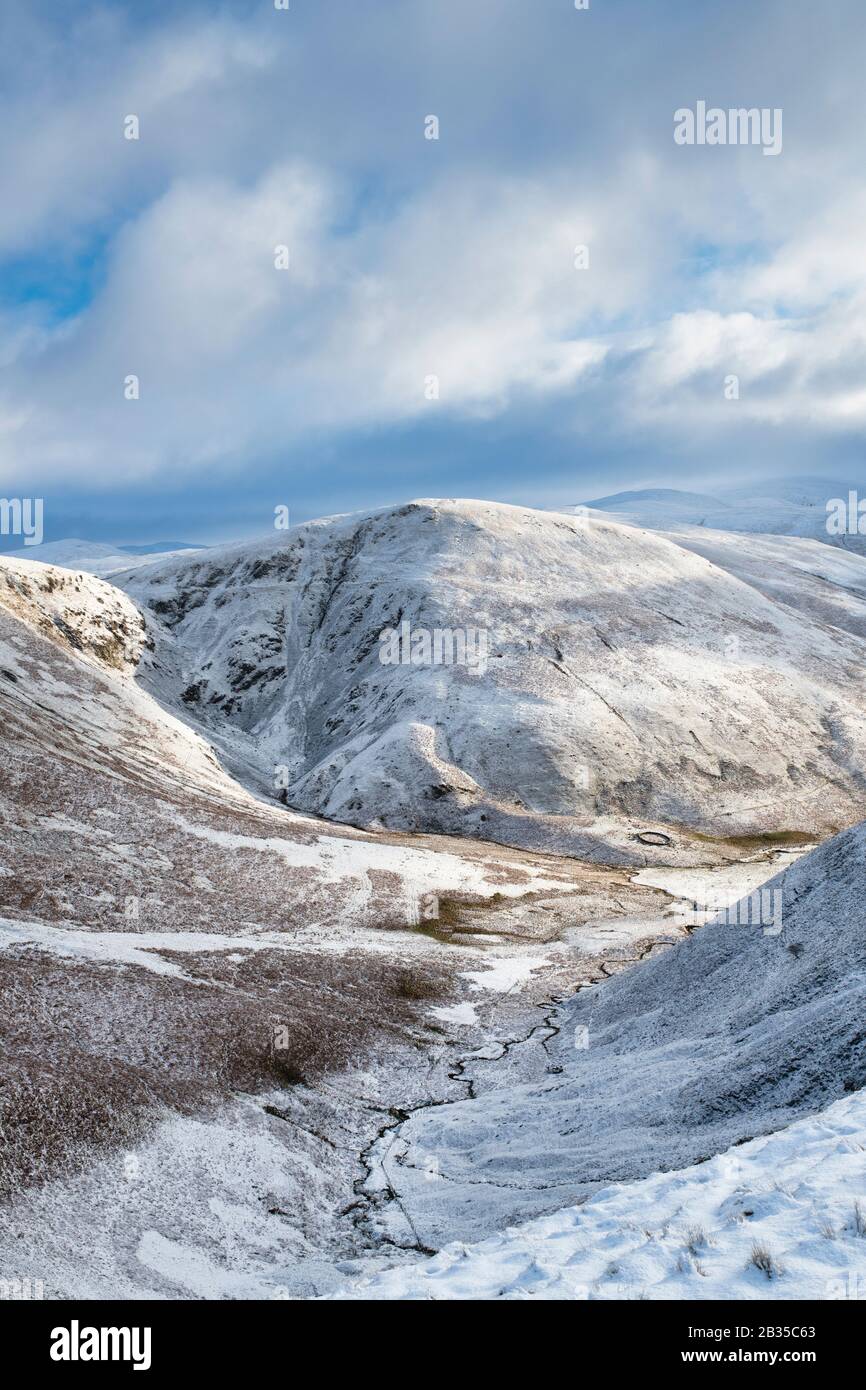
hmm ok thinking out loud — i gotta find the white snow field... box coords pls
[331,1090,866,1300]
[119,498,866,859]
[361,825,866,1250]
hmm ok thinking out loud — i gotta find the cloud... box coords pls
[0,161,663,485]
[0,7,274,259]
[1,0,866,505]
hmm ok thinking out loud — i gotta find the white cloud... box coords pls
[2,0,866,493]
[0,166,648,484]
[0,11,274,258]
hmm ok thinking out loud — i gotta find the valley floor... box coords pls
[0,842,829,1300]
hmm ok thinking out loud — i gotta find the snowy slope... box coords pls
[332,1090,866,1300]
[120,498,866,857]
[0,554,147,670]
[5,532,866,1300]
[581,480,866,553]
[0,553,580,938]
[658,526,866,642]
[366,823,866,1248]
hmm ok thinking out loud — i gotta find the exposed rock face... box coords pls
[1,557,147,671]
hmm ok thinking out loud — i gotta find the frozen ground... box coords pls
[331,1091,866,1300]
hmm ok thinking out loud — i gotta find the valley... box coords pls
[2,497,865,1300]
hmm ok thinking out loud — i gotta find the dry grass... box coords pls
[392,966,444,1001]
[685,1226,709,1256]
[0,944,452,1201]
[748,1242,782,1279]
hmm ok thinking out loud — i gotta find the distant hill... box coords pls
[585,487,728,511]
[119,542,205,555]
[578,478,866,551]
[2,538,205,576]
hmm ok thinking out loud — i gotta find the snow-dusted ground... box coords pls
[0,548,699,1297]
[331,1091,866,1300]
[0,552,586,938]
[658,525,866,642]
[363,826,866,1250]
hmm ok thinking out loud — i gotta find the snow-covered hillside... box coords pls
[0,550,704,1296]
[657,526,866,642]
[332,1090,866,1300]
[363,824,866,1249]
[120,498,866,857]
[0,554,584,941]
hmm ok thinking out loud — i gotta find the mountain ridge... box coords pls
[118,497,866,858]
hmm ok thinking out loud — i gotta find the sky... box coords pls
[0,0,864,546]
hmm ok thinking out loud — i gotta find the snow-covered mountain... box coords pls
[0,551,601,1287]
[0,552,571,940]
[120,498,866,859]
[0,538,204,577]
[581,479,866,552]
